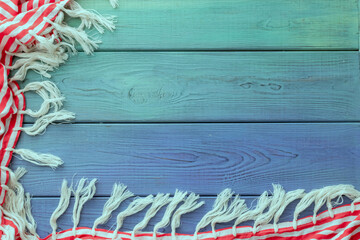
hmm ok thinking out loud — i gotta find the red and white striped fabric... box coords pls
[1,1,360,240]
[0,0,67,213]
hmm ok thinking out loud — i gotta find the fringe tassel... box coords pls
[153,190,187,239]
[232,190,271,236]
[60,0,116,33]
[272,189,305,233]
[171,193,204,240]
[14,110,75,136]
[50,180,72,240]
[252,184,286,234]
[72,179,97,236]
[16,81,65,118]
[6,178,360,240]
[1,167,38,240]
[210,195,246,239]
[8,0,116,80]
[131,194,171,240]
[108,0,119,8]
[292,184,360,229]
[193,189,233,239]
[112,195,154,240]
[7,148,63,169]
[44,14,100,55]
[92,184,134,236]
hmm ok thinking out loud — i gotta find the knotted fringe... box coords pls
[193,189,233,239]
[7,0,116,80]
[16,81,65,118]
[131,194,171,240]
[112,195,154,240]
[92,184,134,236]
[72,179,97,236]
[171,193,204,240]
[153,190,187,240]
[5,0,116,168]
[5,148,63,169]
[0,167,38,240]
[6,80,73,168]
[6,173,360,240]
[50,180,72,240]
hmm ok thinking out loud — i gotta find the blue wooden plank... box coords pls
[12,123,360,196]
[23,52,360,122]
[69,0,358,50]
[32,196,341,238]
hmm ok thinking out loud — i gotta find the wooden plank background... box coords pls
[71,0,358,50]
[23,52,360,122]
[10,0,360,238]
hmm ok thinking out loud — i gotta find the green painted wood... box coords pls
[12,123,360,196]
[23,52,360,123]
[69,0,358,50]
[32,196,332,238]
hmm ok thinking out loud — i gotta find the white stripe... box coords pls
[3,0,18,12]
[0,7,13,19]
[20,1,67,43]
[0,35,11,58]
[32,0,40,10]
[8,3,53,37]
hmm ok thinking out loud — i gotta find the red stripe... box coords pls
[0,2,17,17]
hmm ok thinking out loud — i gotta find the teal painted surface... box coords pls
[12,0,360,238]
[69,0,358,50]
[24,52,360,122]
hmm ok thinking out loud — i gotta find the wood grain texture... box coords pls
[32,196,334,238]
[12,123,360,196]
[23,52,360,123]
[68,0,358,50]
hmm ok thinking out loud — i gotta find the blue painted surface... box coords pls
[12,0,360,238]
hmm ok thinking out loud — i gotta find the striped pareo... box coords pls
[1,1,360,239]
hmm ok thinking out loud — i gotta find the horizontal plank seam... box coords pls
[80,49,360,53]
[23,121,360,125]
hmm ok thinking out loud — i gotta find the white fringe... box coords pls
[7,148,63,169]
[112,195,154,240]
[2,0,117,239]
[153,190,187,239]
[92,184,134,236]
[292,184,360,229]
[16,81,65,118]
[44,14,100,55]
[1,167,38,240]
[171,193,204,240]
[193,189,233,239]
[232,190,271,236]
[272,189,305,233]
[4,174,360,240]
[210,195,246,238]
[131,194,171,240]
[60,0,116,33]
[7,34,69,81]
[72,179,97,236]
[50,180,72,240]
[252,184,286,234]
[14,110,75,136]
[109,0,119,8]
